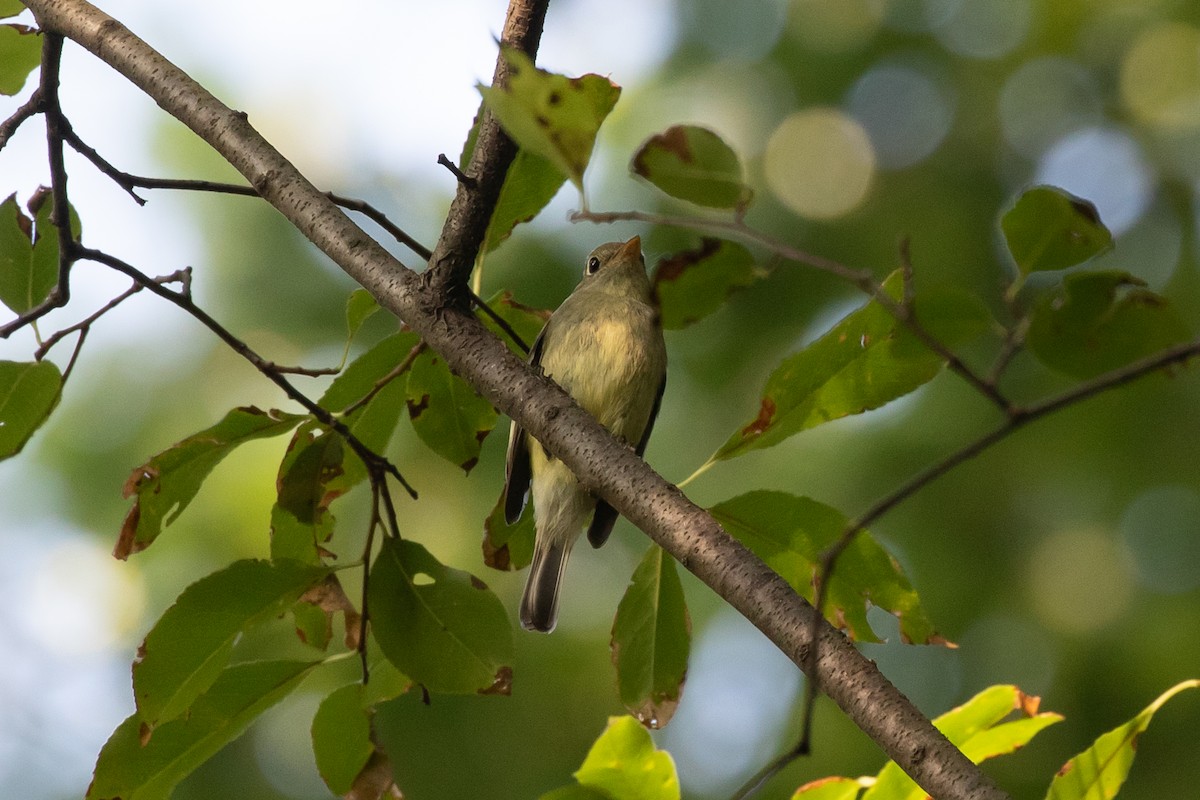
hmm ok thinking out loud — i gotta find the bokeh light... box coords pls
[923,0,1032,59]
[1035,126,1154,235]
[1120,485,1200,595]
[764,108,876,219]
[999,57,1104,159]
[786,0,886,54]
[1028,528,1133,635]
[1120,22,1200,133]
[681,0,789,62]
[846,59,955,169]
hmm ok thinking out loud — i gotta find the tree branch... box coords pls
[422,0,550,305]
[23,2,1005,798]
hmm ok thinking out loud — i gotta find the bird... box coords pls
[503,236,667,633]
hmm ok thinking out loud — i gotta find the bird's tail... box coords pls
[520,537,573,633]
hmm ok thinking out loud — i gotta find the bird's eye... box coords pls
[586,256,601,275]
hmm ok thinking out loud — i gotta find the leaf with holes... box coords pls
[117,407,306,559]
[270,421,344,564]
[1001,185,1112,274]
[0,359,61,460]
[406,349,497,473]
[611,545,690,729]
[132,559,330,730]
[652,238,760,329]
[632,125,753,211]
[88,660,320,800]
[710,491,942,645]
[368,538,513,695]
[478,46,620,189]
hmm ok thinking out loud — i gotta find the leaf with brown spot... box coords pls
[611,545,690,729]
[478,46,620,189]
[651,239,760,329]
[292,574,361,651]
[632,125,752,211]
[116,407,307,559]
[405,349,498,473]
[482,484,535,571]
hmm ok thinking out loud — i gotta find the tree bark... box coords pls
[21,2,1008,798]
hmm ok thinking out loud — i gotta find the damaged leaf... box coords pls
[652,238,759,329]
[611,545,690,729]
[1001,185,1112,275]
[406,349,497,473]
[270,421,345,565]
[713,270,949,463]
[478,46,620,189]
[292,573,362,651]
[117,406,306,559]
[1027,270,1189,379]
[482,484,536,571]
[368,538,513,695]
[709,491,941,645]
[632,125,752,211]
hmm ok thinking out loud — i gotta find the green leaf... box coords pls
[478,46,620,189]
[132,559,330,729]
[0,0,25,19]
[1027,270,1190,379]
[0,24,41,96]
[406,348,497,473]
[116,406,306,559]
[88,660,319,800]
[486,149,568,251]
[0,192,53,314]
[632,125,753,211]
[346,288,380,340]
[1001,186,1113,274]
[312,683,375,795]
[368,538,513,695]
[791,777,867,800]
[290,573,361,652]
[539,786,613,800]
[482,484,536,571]
[270,421,344,564]
[713,271,941,462]
[865,685,1063,800]
[362,658,412,707]
[478,289,548,356]
[611,545,691,729]
[0,359,61,459]
[709,491,941,645]
[1046,679,1200,800]
[573,716,680,800]
[652,238,760,329]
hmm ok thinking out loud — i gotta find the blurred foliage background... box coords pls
[2,0,1199,798]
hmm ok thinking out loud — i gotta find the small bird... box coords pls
[504,236,667,633]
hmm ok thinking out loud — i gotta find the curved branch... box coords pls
[22,3,1005,798]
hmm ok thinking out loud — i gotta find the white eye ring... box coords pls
[586,256,601,275]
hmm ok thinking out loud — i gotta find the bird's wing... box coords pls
[502,322,548,524]
[587,372,666,549]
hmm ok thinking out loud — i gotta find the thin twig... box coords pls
[437,153,476,188]
[341,339,425,417]
[360,479,382,684]
[76,245,419,499]
[0,87,44,152]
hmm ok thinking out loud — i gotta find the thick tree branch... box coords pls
[23,2,1005,798]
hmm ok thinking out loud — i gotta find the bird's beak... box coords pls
[618,235,643,263]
